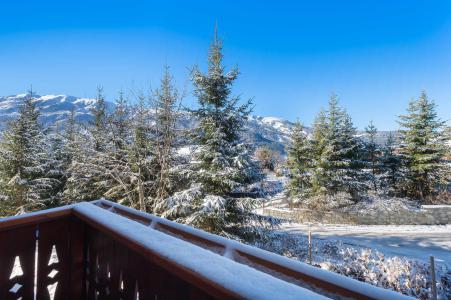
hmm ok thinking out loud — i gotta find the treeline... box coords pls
[286,92,449,208]
[0,31,274,240]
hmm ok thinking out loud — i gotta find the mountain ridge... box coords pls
[0,94,395,153]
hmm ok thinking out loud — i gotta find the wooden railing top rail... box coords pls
[0,204,75,231]
[91,199,414,300]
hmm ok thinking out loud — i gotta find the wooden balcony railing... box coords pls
[0,200,414,300]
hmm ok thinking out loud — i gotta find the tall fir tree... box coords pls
[0,91,60,215]
[163,28,268,240]
[310,95,366,200]
[153,66,182,205]
[398,91,447,201]
[286,121,312,201]
[190,29,260,196]
[128,92,154,211]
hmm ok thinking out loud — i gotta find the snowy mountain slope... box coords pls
[0,94,109,126]
[0,94,396,153]
[244,116,299,153]
[0,94,298,152]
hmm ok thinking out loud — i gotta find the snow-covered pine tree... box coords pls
[62,108,78,165]
[379,132,403,195]
[43,125,67,207]
[90,86,110,151]
[339,113,368,198]
[63,108,95,203]
[163,28,268,240]
[0,91,61,215]
[152,66,182,207]
[364,121,380,192]
[64,87,112,202]
[286,121,312,202]
[310,109,328,195]
[128,92,155,211]
[99,91,137,205]
[398,91,448,201]
[110,91,129,151]
[310,95,366,202]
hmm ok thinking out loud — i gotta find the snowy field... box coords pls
[254,222,451,299]
[281,223,451,267]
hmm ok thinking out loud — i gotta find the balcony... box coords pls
[0,199,413,300]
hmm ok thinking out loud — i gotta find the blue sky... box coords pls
[0,1,450,130]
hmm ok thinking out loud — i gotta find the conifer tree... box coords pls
[364,121,380,192]
[398,91,447,201]
[286,121,312,201]
[110,91,129,151]
[310,109,328,195]
[310,95,366,201]
[379,132,403,195]
[0,91,60,215]
[128,92,154,211]
[153,66,181,205]
[163,28,267,240]
[340,113,367,197]
[64,87,112,202]
[90,86,110,151]
[190,29,259,195]
[99,91,136,205]
[43,126,67,207]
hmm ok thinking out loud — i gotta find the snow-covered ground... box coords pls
[259,174,451,267]
[255,223,451,299]
[253,173,451,298]
[281,223,451,267]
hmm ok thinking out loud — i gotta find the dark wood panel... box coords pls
[0,225,37,300]
[69,216,85,300]
[36,218,72,300]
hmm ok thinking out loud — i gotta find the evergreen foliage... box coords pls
[379,132,403,195]
[64,87,112,202]
[286,121,312,200]
[161,29,269,240]
[189,31,258,195]
[398,91,448,201]
[97,91,137,205]
[364,121,380,192]
[311,95,367,199]
[285,91,448,207]
[153,66,182,206]
[0,92,61,215]
[128,92,155,210]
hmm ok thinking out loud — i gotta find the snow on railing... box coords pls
[76,202,327,300]
[91,199,415,300]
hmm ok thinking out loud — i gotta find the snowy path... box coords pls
[281,223,451,266]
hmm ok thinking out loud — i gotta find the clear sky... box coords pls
[0,0,450,130]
